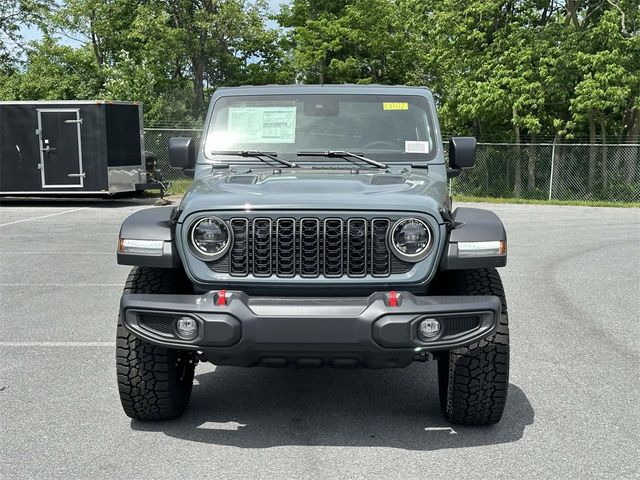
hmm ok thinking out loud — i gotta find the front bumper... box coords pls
[120,291,501,368]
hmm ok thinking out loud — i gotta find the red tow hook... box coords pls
[217,289,227,306]
[388,290,398,307]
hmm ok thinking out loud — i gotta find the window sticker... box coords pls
[227,106,297,143]
[383,102,409,111]
[405,141,429,153]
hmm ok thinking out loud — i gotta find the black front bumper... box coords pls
[120,291,501,368]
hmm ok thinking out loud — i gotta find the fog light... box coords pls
[418,318,441,340]
[175,317,198,340]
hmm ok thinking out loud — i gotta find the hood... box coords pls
[179,167,447,217]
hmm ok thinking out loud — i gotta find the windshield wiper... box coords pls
[297,150,387,169]
[211,150,298,168]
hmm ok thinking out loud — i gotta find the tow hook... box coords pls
[176,352,199,381]
[413,348,434,362]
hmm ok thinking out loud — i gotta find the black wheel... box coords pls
[431,268,510,425]
[116,267,196,421]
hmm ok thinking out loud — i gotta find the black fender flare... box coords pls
[117,206,180,268]
[440,207,507,270]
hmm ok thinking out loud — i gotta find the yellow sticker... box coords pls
[383,102,409,111]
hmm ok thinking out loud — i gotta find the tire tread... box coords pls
[116,267,195,421]
[434,268,510,425]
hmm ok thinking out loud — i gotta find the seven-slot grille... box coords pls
[223,217,397,278]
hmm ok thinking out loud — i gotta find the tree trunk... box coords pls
[319,56,327,85]
[191,52,205,116]
[527,134,536,192]
[473,118,483,140]
[565,0,582,29]
[90,19,104,67]
[513,108,522,196]
[587,111,597,193]
[191,27,211,117]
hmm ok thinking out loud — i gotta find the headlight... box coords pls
[189,216,232,260]
[388,217,433,262]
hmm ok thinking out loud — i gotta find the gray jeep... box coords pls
[116,85,509,425]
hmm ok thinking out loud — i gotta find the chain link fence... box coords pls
[144,128,640,203]
[144,128,202,188]
[449,143,640,202]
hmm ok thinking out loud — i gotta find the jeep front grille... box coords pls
[217,217,411,278]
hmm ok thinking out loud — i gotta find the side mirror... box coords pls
[169,137,196,170]
[449,137,476,170]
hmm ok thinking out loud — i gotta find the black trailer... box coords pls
[0,100,162,195]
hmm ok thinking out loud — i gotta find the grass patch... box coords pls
[454,195,640,208]
[166,179,193,196]
[141,178,192,199]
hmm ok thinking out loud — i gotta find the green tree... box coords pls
[278,0,349,83]
[280,0,421,84]
[50,0,289,119]
[0,36,103,99]
[2,0,638,156]
[0,0,51,71]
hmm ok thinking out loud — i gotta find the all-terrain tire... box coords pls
[432,268,509,425]
[116,266,196,421]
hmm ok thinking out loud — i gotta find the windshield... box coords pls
[204,94,438,163]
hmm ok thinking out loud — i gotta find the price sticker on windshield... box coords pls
[228,106,297,143]
[383,102,409,111]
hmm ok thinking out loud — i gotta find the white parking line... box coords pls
[0,252,113,255]
[1,233,81,236]
[0,283,122,287]
[198,421,247,431]
[0,342,114,347]
[424,427,457,434]
[0,207,88,227]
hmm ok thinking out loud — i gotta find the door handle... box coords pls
[67,173,86,178]
[42,146,57,154]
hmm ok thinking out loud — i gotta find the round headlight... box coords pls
[189,216,232,260]
[388,217,433,262]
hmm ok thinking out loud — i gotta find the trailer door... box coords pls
[37,109,84,188]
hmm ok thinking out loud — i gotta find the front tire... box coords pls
[116,267,196,421]
[432,268,510,425]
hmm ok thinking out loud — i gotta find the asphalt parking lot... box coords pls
[0,199,638,479]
